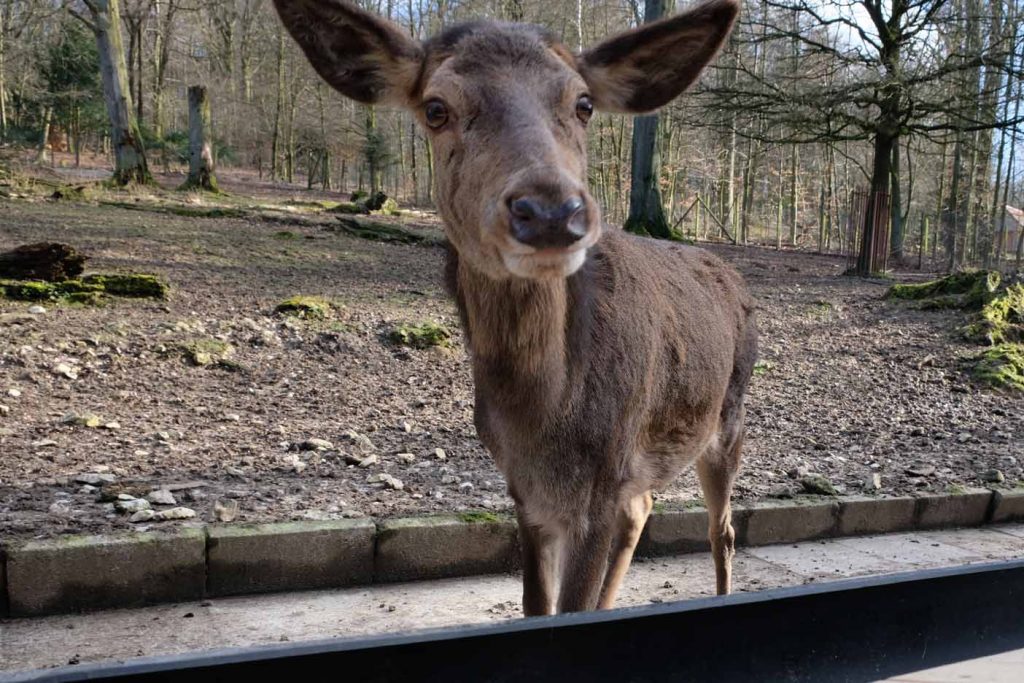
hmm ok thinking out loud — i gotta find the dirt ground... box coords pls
[1,168,1022,540]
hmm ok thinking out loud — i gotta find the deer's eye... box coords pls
[424,100,449,129]
[575,95,593,124]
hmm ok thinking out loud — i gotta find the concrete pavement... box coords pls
[2,523,1024,676]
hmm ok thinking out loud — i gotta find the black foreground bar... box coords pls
[13,559,1024,683]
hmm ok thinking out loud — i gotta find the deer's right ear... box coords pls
[273,0,423,106]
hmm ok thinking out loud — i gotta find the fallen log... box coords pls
[0,242,86,281]
[330,217,442,246]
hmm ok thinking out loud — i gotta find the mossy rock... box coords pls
[0,278,104,302]
[371,197,401,216]
[273,231,300,240]
[330,202,369,215]
[886,271,1000,310]
[275,295,332,319]
[962,283,1024,345]
[181,339,235,367]
[81,273,168,299]
[973,344,1024,392]
[388,321,453,350]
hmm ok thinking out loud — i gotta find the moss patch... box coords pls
[81,274,167,299]
[181,339,235,367]
[973,344,1024,392]
[888,272,1023,392]
[962,283,1024,345]
[1,278,106,302]
[886,271,1000,310]
[388,321,453,350]
[275,295,332,320]
[457,511,502,524]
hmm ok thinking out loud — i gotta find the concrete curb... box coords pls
[1,488,1019,618]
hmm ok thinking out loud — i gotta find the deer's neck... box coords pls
[456,262,574,412]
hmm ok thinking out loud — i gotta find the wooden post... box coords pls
[180,85,218,192]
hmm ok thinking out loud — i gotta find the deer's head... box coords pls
[275,0,738,280]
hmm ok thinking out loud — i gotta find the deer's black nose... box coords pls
[508,196,587,248]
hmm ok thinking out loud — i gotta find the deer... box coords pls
[274,0,757,615]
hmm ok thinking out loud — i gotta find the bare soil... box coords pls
[2,170,1022,540]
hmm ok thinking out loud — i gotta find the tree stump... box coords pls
[0,243,87,281]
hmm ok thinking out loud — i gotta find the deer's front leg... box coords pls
[516,509,563,616]
[557,510,616,613]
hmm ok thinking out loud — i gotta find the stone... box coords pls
[154,507,195,521]
[115,499,151,514]
[376,515,518,582]
[7,388,21,398]
[800,475,838,496]
[357,454,379,468]
[368,473,404,490]
[992,490,1024,523]
[146,490,177,506]
[214,498,239,523]
[744,500,839,545]
[53,363,78,380]
[906,463,936,477]
[637,508,710,556]
[981,469,1005,484]
[48,501,72,517]
[864,473,883,491]
[129,510,156,523]
[74,473,116,486]
[458,482,474,492]
[298,438,333,451]
[207,519,375,596]
[787,465,809,479]
[839,496,916,536]
[434,448,447,461]
[102,422,121,430]
[5,529,206,616]
[0,404,9,416]
[397,453,416,464]
[62,412,101,428]
[915,489,993,529]
[27,305,46,314]
[341,430,375,454]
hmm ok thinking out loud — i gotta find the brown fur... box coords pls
[275,0,754,614]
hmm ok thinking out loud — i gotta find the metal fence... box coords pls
[846,189,892,273]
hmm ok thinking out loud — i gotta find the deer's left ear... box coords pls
[273,0,423,106]
[578,0,738,114]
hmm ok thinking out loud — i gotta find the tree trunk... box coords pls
[271,27,285,180]
[856,130,894,275]
[890,141,903,261]
[36,106,52,163]
[624,0,669,238]
[180,86,217,192]
[90,0,151,185]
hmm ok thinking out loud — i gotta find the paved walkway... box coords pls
[2,523,1024,678]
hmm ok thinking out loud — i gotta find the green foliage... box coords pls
[41,21,105,137]
[388,321,453,350]
[275,295,332,319]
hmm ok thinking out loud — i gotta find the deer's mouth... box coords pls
[499,229,599,279]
